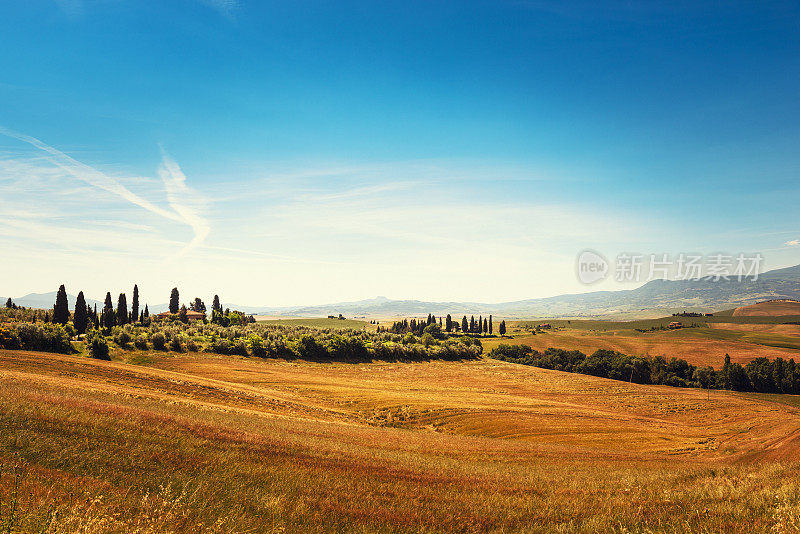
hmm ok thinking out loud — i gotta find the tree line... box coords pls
[489,344,800,394]
[22,284,253,334]
[388,314,506,336]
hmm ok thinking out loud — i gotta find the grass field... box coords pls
[733,300,800,317]
[254,317,373,330]
[501,309,800,368]
[2,349,800,532]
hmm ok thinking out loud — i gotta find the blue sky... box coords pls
[1,1,799,306]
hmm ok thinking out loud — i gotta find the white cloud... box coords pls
[158,150,211,255]
[0,128,209,259]
[785,239,800,247]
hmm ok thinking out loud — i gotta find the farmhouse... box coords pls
[668,321,682,329]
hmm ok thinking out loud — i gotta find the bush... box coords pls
[231,340,248,356]
[210,338,231,354]
[134,335,149,350]
[114,330,132,349]
[11,323,72,354]
[249,336,267,358]
[170,335,184,352]
[186,338,200,352]
[0,325,21,350]
[87,333,110,360]
[151,332,167,351]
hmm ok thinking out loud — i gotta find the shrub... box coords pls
[210,338,231,354]
[170,335,184,352]
[186,338,200,352]
[87,333,110,360]
[249,336,267,358]
[13,323,72,354]
[0,325,21,350]
[231,340,248,356]
[114,330,132,349]
[151,332,167,351]
[134,335,149,350]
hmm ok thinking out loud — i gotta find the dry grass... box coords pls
[2,349,800,532]
[485,327,800,367]
[733,300,800,317]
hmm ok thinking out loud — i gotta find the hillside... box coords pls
[733,299,800,317]
[2,349,800,532]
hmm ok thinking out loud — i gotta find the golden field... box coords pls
[490,320,800,368]
[2,348,800,532]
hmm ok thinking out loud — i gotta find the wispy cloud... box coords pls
[785,240,800,247]
[0,127,209,257]
[158,149,211,254]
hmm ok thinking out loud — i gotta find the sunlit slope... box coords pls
[3,350,800,532]
[733,299,800,317]
[3,350,799,461]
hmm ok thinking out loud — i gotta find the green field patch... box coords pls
[256,317,370,330]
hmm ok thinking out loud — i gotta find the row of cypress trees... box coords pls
[389,313,507,336]
[51,284,149,334]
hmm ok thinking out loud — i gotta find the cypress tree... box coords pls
[489,315,493,334]
[144,304,149,318]
[484,318,488,334]
[117,293,128,325]
[478,315,483,334]
[213,295,221,313]
[169,288,179,314]
[103,292,116,328]
[179,304,188,323]
[53,284,70,324]
[499,320,506,335]
[5,297,12,308]
[462,316,468,333]
[73,291,88,334]
[445,314,452,332]
[131,284,139,323]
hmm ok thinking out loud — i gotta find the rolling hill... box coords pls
[732,299,800,317]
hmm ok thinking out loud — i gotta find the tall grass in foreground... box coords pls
[2,374,800,534]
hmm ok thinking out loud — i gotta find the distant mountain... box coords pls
[6,264,800,320]
[248,265,800,319]
[1,291,104,311]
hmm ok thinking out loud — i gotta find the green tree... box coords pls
[143,304,149,318]
[52,284,70,325]
[73,291,88,334]
[131,284,139,323]
[445,314,452,332]
[462,316,468,333]
[102,292,116,328]
[5,297,12,308]
[190,297,206,313]
[213,295,221,313]
[718,354,732,390]
[179,304,188,323]
[117,293,128,325]
[489,315,493,334]
[499,320,506,336]
[169,287,179,314]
